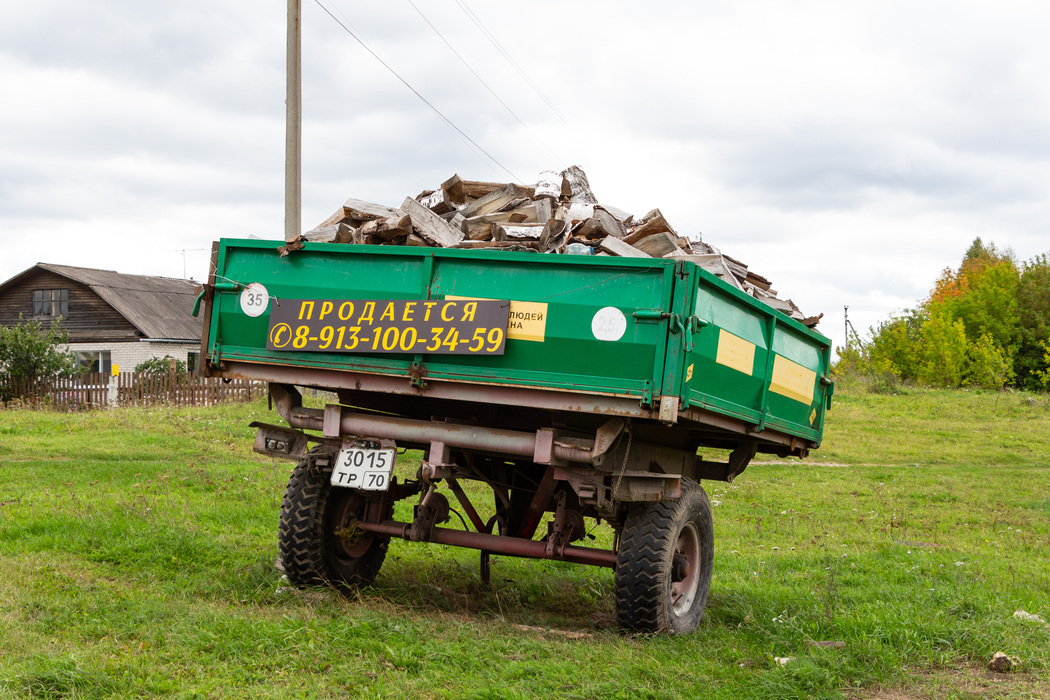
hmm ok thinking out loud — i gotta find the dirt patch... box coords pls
[851,665,1050,700]
[752,460,851,467]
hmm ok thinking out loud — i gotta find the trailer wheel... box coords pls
[614,480,713,634]
[278,448,389,592]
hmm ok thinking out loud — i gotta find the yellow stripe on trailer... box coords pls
[715,329,756,376]
[770,355,817,405]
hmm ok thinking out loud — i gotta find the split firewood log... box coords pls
[400,197,464,248]
[599,237,650,258]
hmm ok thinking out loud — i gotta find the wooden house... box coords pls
[0,263,202,374]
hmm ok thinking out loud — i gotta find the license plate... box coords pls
[331,445,396,491]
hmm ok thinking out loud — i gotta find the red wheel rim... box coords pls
[670,522,701,616]
[331,495,373,560]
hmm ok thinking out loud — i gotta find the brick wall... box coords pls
[65,340,199,374]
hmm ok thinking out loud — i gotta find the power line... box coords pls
[313,0,523,183]
[407,0,565,168]
[315,0,506,180]
[453,0,567,124]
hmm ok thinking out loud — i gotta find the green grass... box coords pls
[1,386,1049,699]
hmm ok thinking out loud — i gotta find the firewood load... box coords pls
[298,166,822,328]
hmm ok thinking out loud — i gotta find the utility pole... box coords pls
[285,0,302,244]
[843,306,861,351]
[844,306,849,351]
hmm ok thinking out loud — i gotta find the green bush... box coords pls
[0,315,77,401]
[1037,338,1050,389]
[964,333,1014,390]
[843,239,1050,392]
[916,313,967,388]
[135,356,188,374]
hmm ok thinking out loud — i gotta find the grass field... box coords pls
[1,384,1049,699]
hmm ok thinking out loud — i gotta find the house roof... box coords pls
[1,263,202,341]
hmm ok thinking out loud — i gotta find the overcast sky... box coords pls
[2,0,1048,354]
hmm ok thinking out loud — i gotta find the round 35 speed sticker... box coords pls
[240,283,269,317]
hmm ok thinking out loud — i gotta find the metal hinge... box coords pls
[408,361,428,389]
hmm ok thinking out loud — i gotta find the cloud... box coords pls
[2,0,1050,359]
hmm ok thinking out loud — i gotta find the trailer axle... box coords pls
[356,520,618,569]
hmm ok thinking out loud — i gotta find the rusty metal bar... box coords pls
[358,520,617,569]
[517,465,557,539]
[221,360,659,419]
[446,478,486,532]
[280,403,603,464]
[341,411,537,456]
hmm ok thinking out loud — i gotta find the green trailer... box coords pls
[198,238,833,634]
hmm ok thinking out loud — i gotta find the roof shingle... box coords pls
[36,264,202,341]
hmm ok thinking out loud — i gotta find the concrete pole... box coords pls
[285,0,302,244]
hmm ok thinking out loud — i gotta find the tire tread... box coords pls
[614,481,713,634]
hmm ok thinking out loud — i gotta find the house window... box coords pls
[75,350,111,376]
[187,351,200,375]
[33,289,69,317]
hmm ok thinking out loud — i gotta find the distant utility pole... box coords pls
[285,0,302,244]
[843,305,860,351]
[844,306,849,351]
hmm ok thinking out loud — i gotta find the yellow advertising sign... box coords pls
[446,296,548,342]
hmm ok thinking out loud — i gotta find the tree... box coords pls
[845,239,1048,392]
[916,311,968,388]
[1015,255,1050,389]
[0,316,78,400]
[868,311,924,381]
[1037,338,1050,389]
[965,333,1014,390]
[924,240,1021,366]
[949,259,1020,354]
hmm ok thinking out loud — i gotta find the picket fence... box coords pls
[1,372,262,410]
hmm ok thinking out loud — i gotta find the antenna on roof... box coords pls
[157,249,208,279]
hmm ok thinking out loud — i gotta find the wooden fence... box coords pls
[116,372,260,407]
[0,373,109,410]
[1,372,262,410]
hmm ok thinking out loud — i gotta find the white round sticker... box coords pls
[239,283,269,317]
[591,306,627,342]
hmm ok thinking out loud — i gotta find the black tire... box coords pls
[278,448,389,592]
[614,480,714,634]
